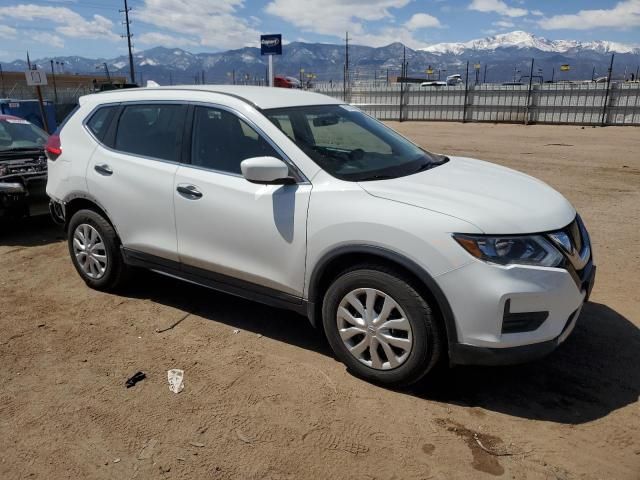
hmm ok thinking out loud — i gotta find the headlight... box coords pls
[453,234,564,267]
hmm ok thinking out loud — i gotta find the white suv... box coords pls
[46,86,595,386]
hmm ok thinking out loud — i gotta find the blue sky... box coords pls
[0,0,639,61]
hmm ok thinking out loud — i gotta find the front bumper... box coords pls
[450,282,590,366]
[439,253,595,365]
[0,173,48,217]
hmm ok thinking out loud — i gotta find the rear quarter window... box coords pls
[86,106,117,142]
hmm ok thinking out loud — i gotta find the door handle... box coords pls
[94,164,113,176]
[177,184,203,199]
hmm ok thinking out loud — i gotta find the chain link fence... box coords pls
[313,81,640,126]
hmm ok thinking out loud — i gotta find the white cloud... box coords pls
[137,31,197,48]
[265,0,411,37]
[31,31,65,49]
[0,4,119,40]
[493,20,515,28]
[0,25,17,39]
[353,27,426,48]
[538,0,640,30]
[468,0,528,18]
[136,0,260,49]
[404,13,442,30]
[531,9,544,16]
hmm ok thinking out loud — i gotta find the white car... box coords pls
[46,86,595,386]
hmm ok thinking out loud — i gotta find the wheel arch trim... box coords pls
[307,244,459,348]
[62,191,122,240]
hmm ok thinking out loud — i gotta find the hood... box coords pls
[358,156,575,234]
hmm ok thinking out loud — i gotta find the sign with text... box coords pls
[261,34,282,56]
[25,69,48,86]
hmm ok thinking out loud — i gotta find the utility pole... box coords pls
[525,58,535,124]
[343,31,350,101]
[120,0,135,84]
[201,70,205,85]
[103,62,111,82]
[399,46,406,122]
[50,60,58,104]
[483,64,487,84]
[0,63,5,97]
[601,53,615,126]
[462,61,469,123]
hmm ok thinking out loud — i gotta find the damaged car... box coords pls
[0,114,49,218]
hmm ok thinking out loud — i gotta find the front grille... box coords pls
[567,218,583,253]
[547,215,591,273]
[0,157,48,177]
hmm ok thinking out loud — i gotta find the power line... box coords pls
[119,0,135,84]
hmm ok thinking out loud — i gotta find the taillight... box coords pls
[45,134,61,161]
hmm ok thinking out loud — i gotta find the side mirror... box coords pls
[240,156,294,184]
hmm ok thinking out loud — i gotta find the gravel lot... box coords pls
[1,122,638,479]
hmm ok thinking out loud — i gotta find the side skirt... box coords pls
[121,248,309,317]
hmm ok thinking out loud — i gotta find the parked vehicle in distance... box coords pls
[47,86,595,387]
[446,74,464,86]
[421,81,447,87]
[274,75,302,88]
[0,115,49,218]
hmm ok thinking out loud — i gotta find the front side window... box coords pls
[191,106,280,175]
[114,104,186,162]
[264,105,447,181]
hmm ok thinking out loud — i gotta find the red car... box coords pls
[274,75,302,88]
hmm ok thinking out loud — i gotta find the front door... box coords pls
[174,105,311,298]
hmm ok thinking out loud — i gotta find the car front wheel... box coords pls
[322,265,442,387]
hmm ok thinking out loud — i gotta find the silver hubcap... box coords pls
[73,224,107,279]
[337,288,413,370]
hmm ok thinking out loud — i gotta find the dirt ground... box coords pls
[1,123,639,480]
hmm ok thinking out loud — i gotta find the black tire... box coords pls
[322,265,442,387]
[67,209,129,291]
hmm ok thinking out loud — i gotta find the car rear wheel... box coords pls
[322,265,442,387]
[67,209,129,291]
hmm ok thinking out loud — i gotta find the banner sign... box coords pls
[261,34,282,56]
[25,69,47,86]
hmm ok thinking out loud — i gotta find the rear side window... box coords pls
[114,104,186,162]
[86,106,117,142]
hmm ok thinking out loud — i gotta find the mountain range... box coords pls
[3,31,639,85]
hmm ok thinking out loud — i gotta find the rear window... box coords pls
[113,104,187,162]
[86,106,117,142]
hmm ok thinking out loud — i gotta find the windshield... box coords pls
[263,104,447,181]
[0,119,48,152]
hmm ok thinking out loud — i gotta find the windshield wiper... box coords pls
[356,173,399,181]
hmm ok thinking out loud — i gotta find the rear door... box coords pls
[86,102,187,261]
[173,104,311,298]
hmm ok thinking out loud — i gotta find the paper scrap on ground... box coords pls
[167,369,184,394]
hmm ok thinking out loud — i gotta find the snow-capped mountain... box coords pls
[4,31,638,86]
[421,31,639,55]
